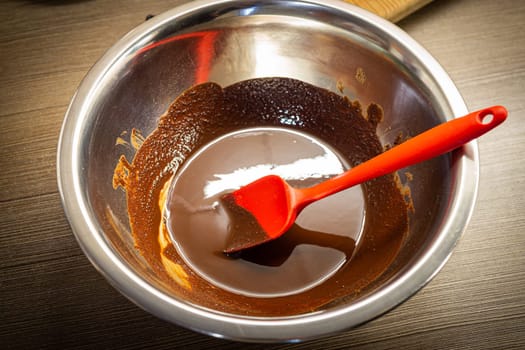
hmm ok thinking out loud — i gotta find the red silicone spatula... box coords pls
[222,106,507,254]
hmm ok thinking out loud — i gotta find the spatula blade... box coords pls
[222,175,294,253]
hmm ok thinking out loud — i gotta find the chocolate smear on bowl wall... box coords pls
[112,78,409,316]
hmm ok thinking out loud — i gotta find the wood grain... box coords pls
[345,0,433,22]
[1,0,524,349]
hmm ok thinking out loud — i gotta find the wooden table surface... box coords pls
[1,0,524,348]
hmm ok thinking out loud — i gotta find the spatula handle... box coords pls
[297,106,507,206]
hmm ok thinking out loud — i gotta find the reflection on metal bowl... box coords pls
[57,0,475,342]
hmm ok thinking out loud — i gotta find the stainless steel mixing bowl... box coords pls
[57,0,475,342]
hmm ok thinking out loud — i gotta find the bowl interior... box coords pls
[62,0,472,341]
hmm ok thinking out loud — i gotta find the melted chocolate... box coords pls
[221,193,269,255]
[114,77,409,316]
[165,127,362,298]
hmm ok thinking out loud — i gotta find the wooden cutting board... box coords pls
[344,0,433,22]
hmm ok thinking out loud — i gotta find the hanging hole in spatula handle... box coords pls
[476,105,507,126]
[440,105,508,147]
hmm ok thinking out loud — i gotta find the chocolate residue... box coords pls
[355,67,367,85]
[221,193,270,254]
[336,79,345,93]
[113,77,409,316]
[394,132,403,146]
[366,103,383,129]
